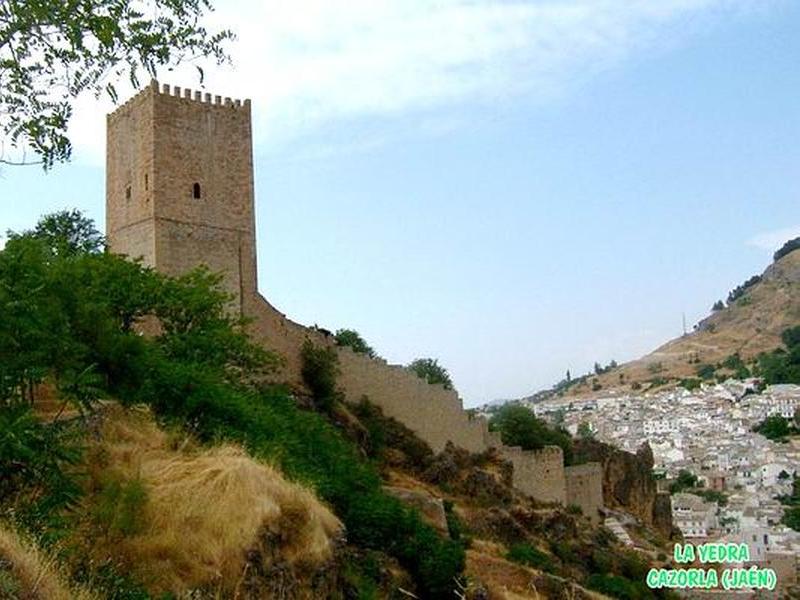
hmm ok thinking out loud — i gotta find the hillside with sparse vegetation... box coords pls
[0,211,683,599]
[552,239,800,396]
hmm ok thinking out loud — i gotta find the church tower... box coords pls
[106,80,257,313]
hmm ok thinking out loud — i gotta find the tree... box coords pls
[727,275,761,305]
[408,358,454,391]
[712,300,724,312]
[301,340,341,412]
[774,237,800,262]
[669,469,698,494]
[753,414,792,440]
[0,0,231,168]
[577,421,594,440]
[334,328,377,358]
[8,209,105,256]
[489,404,574,464]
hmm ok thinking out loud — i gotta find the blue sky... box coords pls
[2,0,799,406]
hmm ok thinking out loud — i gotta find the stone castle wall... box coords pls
[245,294,490,453]
[106,81,602,510]
[500,446,567,504]
[565,463,605,524]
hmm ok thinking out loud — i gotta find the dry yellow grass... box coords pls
[0,524,96,600]
[80,404,342,596]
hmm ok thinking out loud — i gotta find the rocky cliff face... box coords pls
[573,440,674,538]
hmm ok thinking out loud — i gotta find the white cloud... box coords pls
[67,0,777,163]
[747,225,800,252]
[0,235,5,251]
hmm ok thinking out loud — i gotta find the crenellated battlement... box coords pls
[155,81,250,109]
[106,82,606,518]
[107,79,250,120]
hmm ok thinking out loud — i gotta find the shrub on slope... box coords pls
[0,210,466,598]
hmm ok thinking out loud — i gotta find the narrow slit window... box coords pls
[192,182,201,199]
[125,186,131,201]
[144,173,149,190]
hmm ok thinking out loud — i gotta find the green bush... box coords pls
[758,326,800,385]
[774,237,800,262]
[727,275,761,305]
[783,507,800,531]
[679,378,701,391]
[549,540,576,564]
[695,364,716,380]
[443,500,471,548]
[507,543,554,572]
[669,470,698,494]
[753,414,795,440]
[334,329,378,358]
[352,398,432,466]
[301,340,341,412]
[586,573,654,600]
[137,361,464,598]
[0,211,465,598]
[407,358,454,390]
[489,404,574,465]
[0,402,81,514]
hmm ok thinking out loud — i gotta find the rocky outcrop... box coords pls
[422,442,514,506]
[384,486,449,536]
[573,440,674,538]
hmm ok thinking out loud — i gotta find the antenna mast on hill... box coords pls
[682,312,687,336]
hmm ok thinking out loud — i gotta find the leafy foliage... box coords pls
[679,378,701,391]
[408,357,454,390]
[0,402,80,503]
[695,363,716,380]
[727,275,761,305]
[0,210,465,598]
[489,403,574,465]
[301,340,342,412]
[585,573,655,600]
[668,470,698,494]
[352,397,432,466]
[758,326,800,385]
[8,209,105,256]
[577,421,594,440]
[0,0,232,167]
[334,328,378,358]
[506,543,554,572]
[752,414,797,441]
[774,237,800,262]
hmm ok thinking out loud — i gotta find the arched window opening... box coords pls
[192,182,201,199]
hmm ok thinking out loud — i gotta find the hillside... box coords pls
[0,211,681,599]
[562,246,800,397]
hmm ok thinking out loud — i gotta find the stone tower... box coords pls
[106,80,257,313]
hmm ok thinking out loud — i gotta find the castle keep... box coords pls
[106,81,603,521]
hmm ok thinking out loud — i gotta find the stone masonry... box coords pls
[105,82,604,516]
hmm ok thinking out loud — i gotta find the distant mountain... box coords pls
[571,242,800,396]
